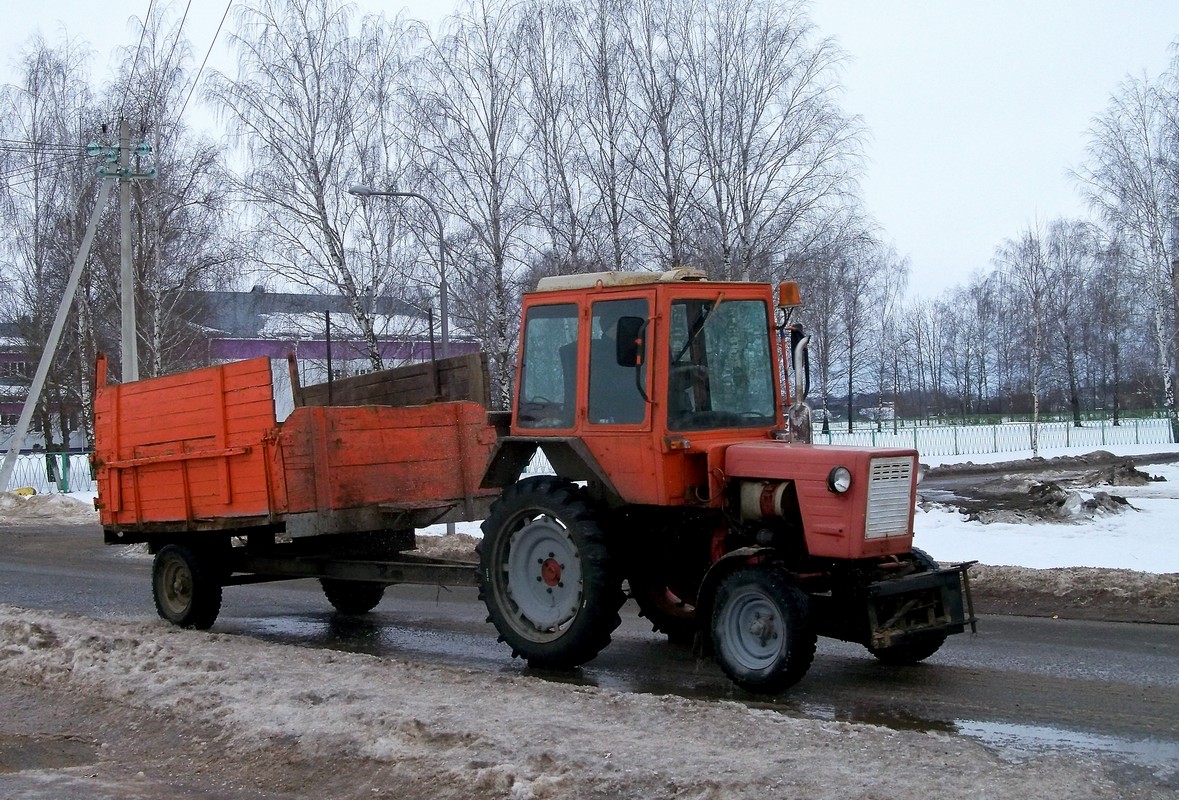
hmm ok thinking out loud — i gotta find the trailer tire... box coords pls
[711,565,815,693]
[320,579,386,615]
[479,476,624,670]
[152,544,222,630]
[867,547,949,665]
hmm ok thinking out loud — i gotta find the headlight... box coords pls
[827,466,852,493]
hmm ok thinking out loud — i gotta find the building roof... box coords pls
[186,286,426,338]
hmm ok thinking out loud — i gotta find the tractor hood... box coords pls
[724,441,920,559]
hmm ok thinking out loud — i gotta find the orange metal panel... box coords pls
[93,357,277,528]
[725,442,917,559]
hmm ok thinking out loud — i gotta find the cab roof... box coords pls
[533,268,708,293]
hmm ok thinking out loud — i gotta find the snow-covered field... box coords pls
[413,443,1179,574]
[2,444,1177,798]
[916,445,1179,573]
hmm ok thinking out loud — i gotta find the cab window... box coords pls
[667,298,775,430]
[517,303,578,428]
[588,298,649,425]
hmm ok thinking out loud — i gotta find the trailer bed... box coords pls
[93,354,501,543]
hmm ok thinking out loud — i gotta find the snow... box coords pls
[0,606,1157,799]
[914,458,1179,573]
[417,443,1179,575]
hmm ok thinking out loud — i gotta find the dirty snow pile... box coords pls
[0,491,96,525]
[914,457,1179,573]
[0,605,1146,800]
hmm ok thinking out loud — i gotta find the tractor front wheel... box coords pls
[478,476,624,670]
[711,565,815,693]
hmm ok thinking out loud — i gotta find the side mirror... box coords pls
[615,316,646,367]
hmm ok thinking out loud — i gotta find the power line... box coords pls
[149,0,193,120]
[120,0,158,123]
[1,158,94,192]
[177,0,233,125]
[0,138,86,153]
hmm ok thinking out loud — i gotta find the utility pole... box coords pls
[0,135,155,492]
[0,179,116,491]
[119,118,138,382]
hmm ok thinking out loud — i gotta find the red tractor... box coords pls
[477,268,974,692]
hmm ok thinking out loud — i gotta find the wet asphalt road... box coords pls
[1,523,1177,785]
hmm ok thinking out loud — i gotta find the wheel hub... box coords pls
[747,612,778,646]
[505,516,583,633]
[541,557,563,586]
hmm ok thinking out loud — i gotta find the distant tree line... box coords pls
[0,0,1176,448]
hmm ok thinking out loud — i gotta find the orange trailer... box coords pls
[93,352,503,628]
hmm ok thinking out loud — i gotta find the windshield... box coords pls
[667,298,776,431]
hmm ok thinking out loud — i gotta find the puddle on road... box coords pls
[956,720,1179,780]
[0,733,98,773]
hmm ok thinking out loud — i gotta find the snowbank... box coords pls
[0,605,1152,800]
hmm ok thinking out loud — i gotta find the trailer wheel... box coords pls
[320,579,386,615]
[711,566,815,693]
[152,544,222,630]
[479,476,624,670]
[867,547,949,665]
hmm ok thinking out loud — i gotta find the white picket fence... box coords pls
[5,418,1174,493]
[812,417,1174,457]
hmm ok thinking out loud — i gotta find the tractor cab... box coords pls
[505,268,801,508]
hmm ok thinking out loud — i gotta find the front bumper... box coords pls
[866,562,977,649]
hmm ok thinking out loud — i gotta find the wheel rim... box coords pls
[158,556,193,617]
[499,513,583,640]
[719,587,786,672]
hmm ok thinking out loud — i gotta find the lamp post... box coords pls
[348,184,449,358]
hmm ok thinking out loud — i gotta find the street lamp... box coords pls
[348,184,449,358]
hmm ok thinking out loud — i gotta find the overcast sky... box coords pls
[3,1,1177,298]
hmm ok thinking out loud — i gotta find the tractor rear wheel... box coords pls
[152,544,222,630]
[320,579,386,615]
[479,476,624,670]
[711,565,815,693]
[629,578,697,646]
[866,547,949,665]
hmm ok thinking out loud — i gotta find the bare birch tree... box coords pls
[0,35,100,449]
[625,0,696,268]
[105,5,238,378]
[679,0,861,281]
[995,225,1051,454]
[407,0,531,405]
[513,0,599,274]
[209,0,392,369]
[1078,71,1178,441]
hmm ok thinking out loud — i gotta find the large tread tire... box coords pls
[478,476,625,670]
[867,547,949,665]
[711,566,815,693]
[320,579,386,615]
[152,544,222,630]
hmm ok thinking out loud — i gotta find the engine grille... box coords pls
[864,456,914,539]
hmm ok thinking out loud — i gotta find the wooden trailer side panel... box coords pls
[93,357,277,528]
[275,401,499,517]
[291,352,491,409]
